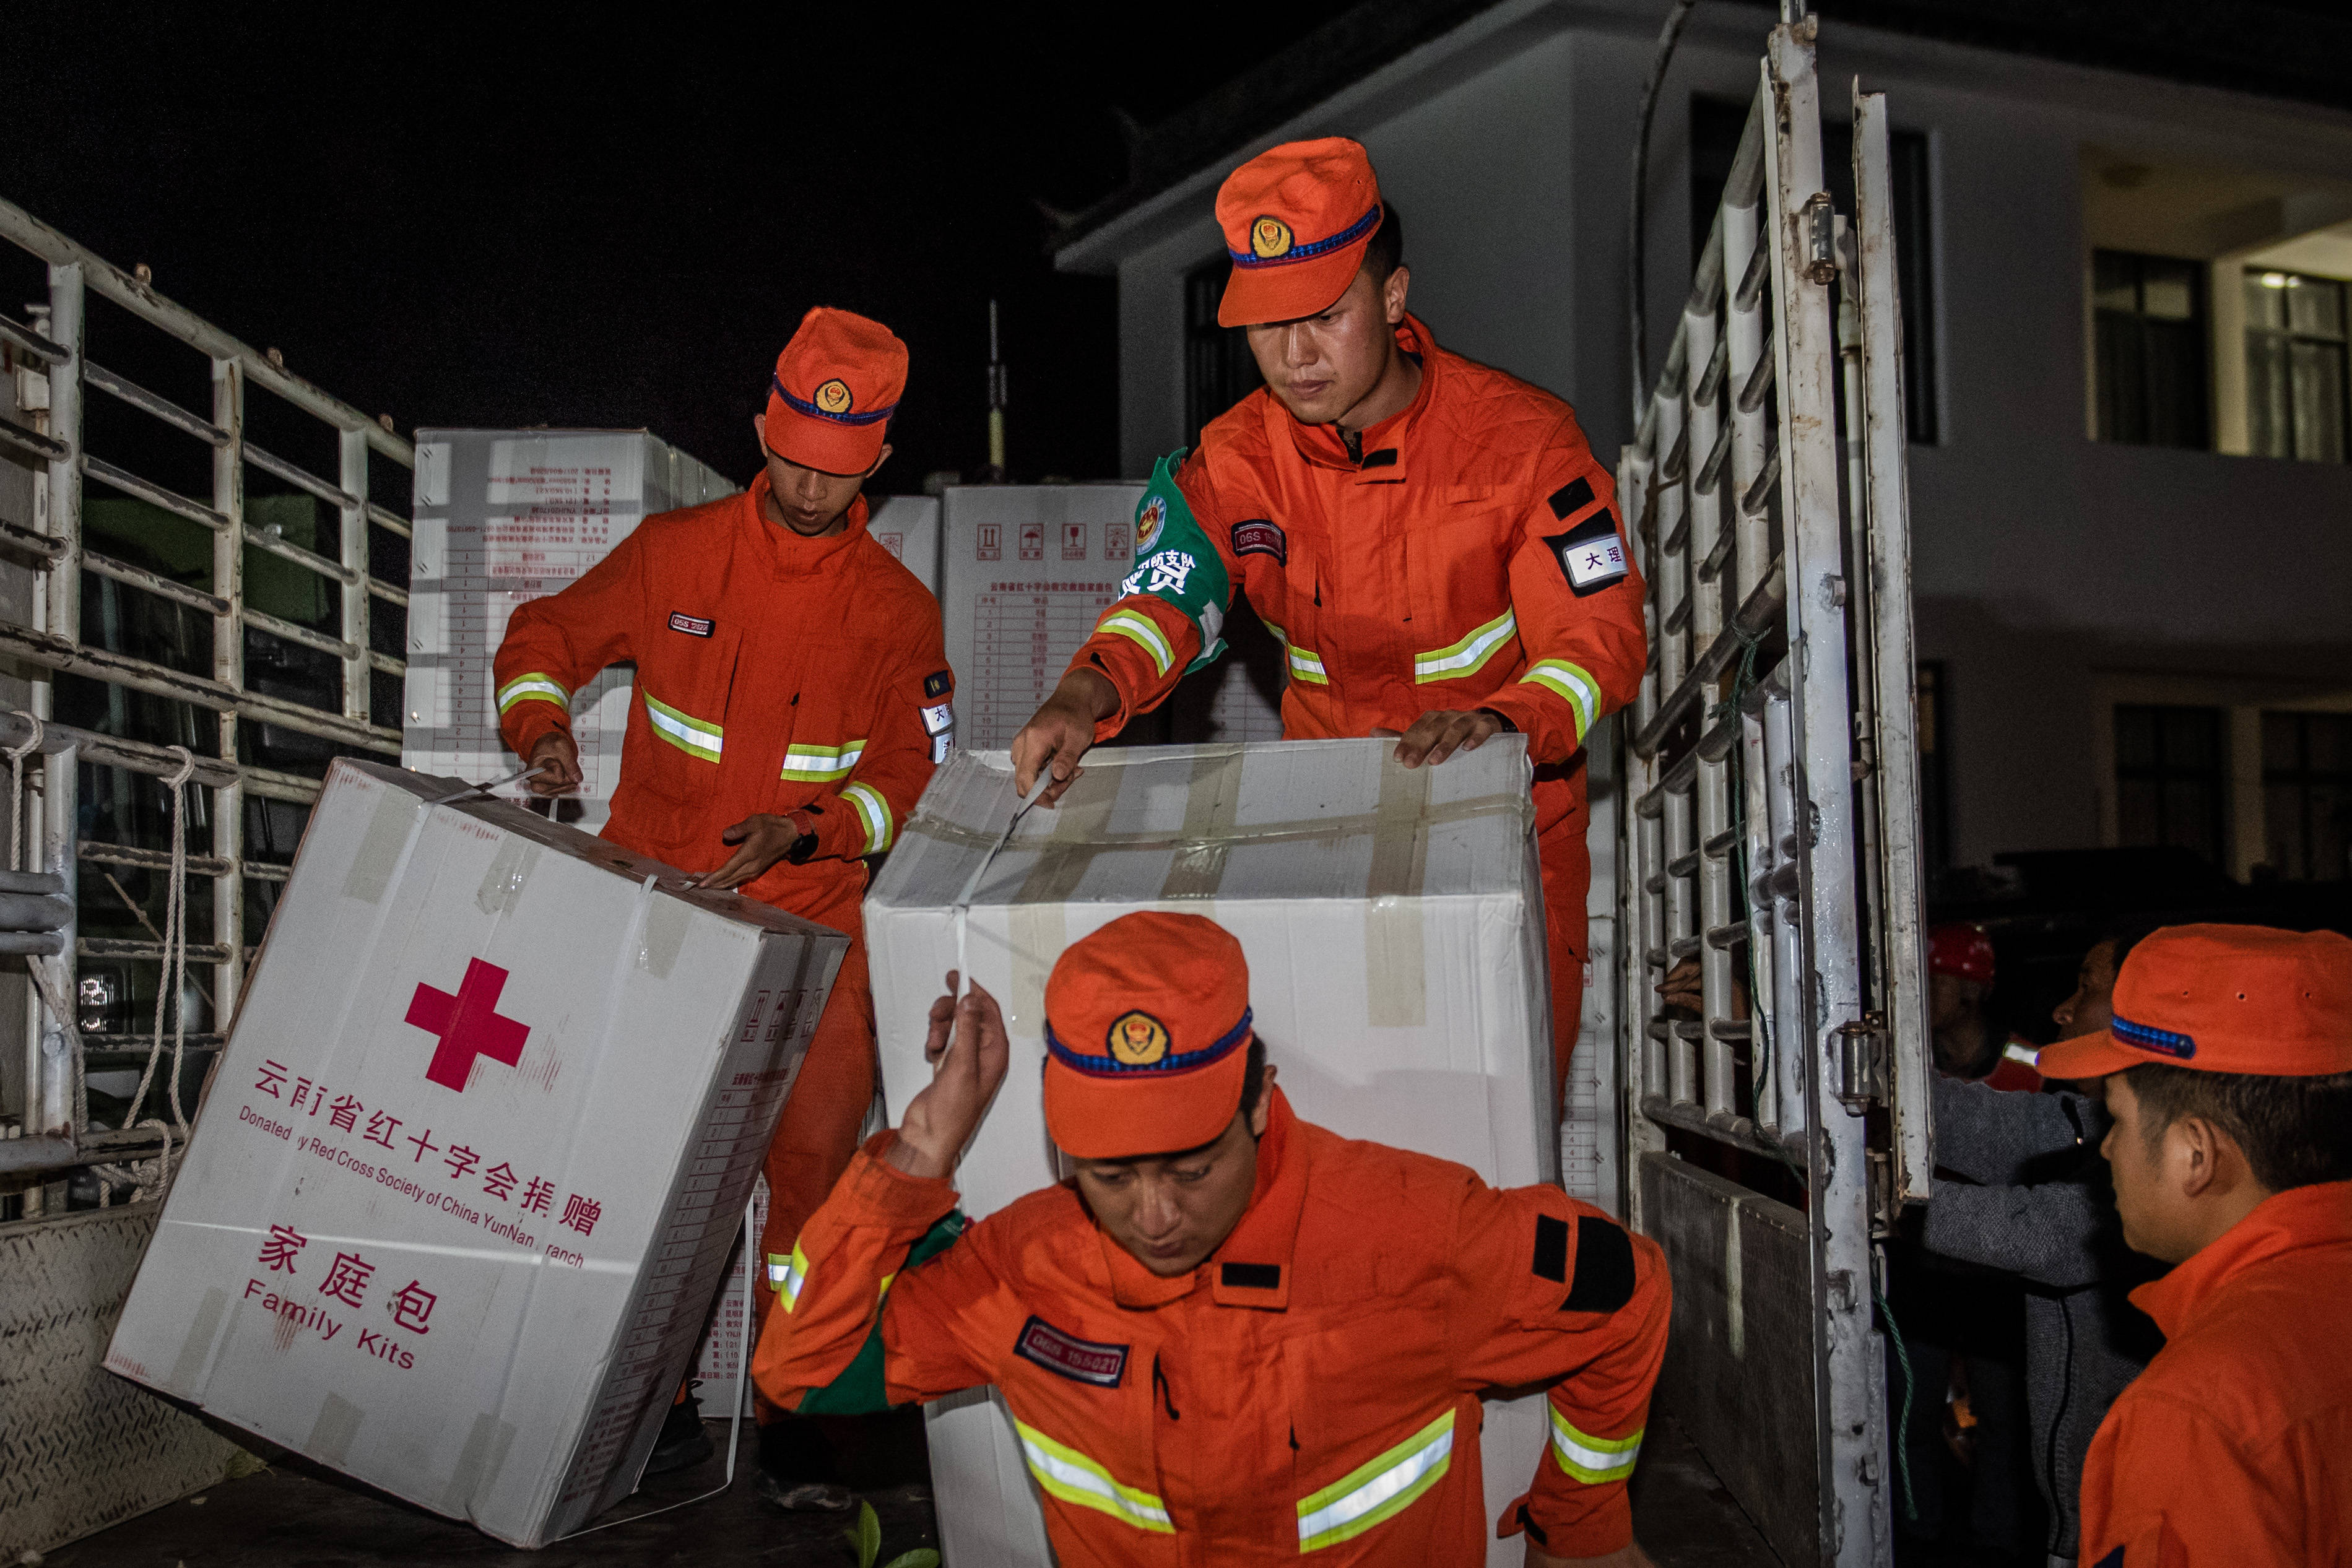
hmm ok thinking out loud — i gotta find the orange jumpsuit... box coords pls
[1065,316,1646,1102]
[754,1088,1670,1563]
[2077,1179,2352,1566]
[493,472,953,1349]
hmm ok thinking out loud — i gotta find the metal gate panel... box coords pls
[0,1204,243,1557]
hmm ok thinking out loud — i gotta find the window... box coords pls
[1184,256,1264,443]
[1690,98,1939,443]
[2262,711,2351,881]
[2114,704,2226,865]
[2246,269,2349,464]
[2093,251,2208,448]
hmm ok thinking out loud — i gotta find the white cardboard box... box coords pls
[864,738,1561,1568]
[106,760,846,1546]
[401,429,737,831]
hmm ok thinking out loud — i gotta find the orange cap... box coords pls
[763,306,906,475]
[1214,137,1384,327]
[1043,912,1254,1159]
[2037,924,2352,1080]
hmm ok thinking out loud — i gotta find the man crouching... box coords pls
[752,912,1669,1565]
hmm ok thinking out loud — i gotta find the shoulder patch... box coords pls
[1231,519,1287,565]
[1547,477,1597,521]
[1544,511,1629,597]
[1561,1216,1636,1313]
[922,670,953,699]
[1013,1315,1128,1388]
[668,612,714,638]
[1532,1214,1570,1283]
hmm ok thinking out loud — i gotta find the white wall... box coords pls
[1083,1,2352,878]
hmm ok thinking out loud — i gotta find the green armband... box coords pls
[794,1211,967,1416]
[1118,451,1231,675]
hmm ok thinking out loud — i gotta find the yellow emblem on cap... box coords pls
[1108,1010,1171,1067]
[1250,216,1295,260]
[814,378,853,415]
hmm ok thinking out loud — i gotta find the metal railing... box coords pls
[0,196,412,1203]
[1614,28,1930,1566]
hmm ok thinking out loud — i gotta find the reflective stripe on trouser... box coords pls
[1549,1408,1642,1484]
[841,781,893,854]
[1519,659,1600,743]
[1261,618,1329,686]
[1015,1421,1175,1533]
[781,740,867,781]
[643,691,724,762]
[774,1242,809,1310]
[1099,609,1174,677]
[1413,609,1517,683]
[497,672,568,713]
[1296,1407,1455,1551]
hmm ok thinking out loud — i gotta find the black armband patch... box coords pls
[1220,1262,1281,1291]
[1532,1215,1569,1283]
[1561,1216,1636,1312]
[1543,511,1629,597]
[1547,477,1596,520]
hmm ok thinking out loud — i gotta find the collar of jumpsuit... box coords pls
[744,468,872,578]
[2129,1179,2352,1338]
[1282,313,1439,477]
[1095,1088,1306,1310]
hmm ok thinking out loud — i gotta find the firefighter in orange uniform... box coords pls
[753,912,1670,1566]
[2033,924,2352,1565]
[493,307,953,1505]
[1012,139,1646,1108]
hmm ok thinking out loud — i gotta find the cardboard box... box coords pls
[106,761,846,1546]
[401,429,737,832]
[864,738,1566,1568]
[935,483,1283,752]
[867,495,941,597]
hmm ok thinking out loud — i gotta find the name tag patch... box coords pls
[1014,1315,1127,1388]
[921,703,954,737]
[668,612,714,637]
[922,669,953,699]
[1545,512,1629,597]
[1231,519,1287,565]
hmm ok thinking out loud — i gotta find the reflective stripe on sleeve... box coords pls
[1548,1408,1642,1484]
[765,1251,791,1289]
[781,740,867,781]
[643,691,724,763]
[1015,1421,1176,1534]
[497,672,569,713]
[1098,609,1174,678]
[1413,609,1517,683]
[1258,616,1329,687]
[777,1242,809,1311]
[1520,659,1601,743]
[1296,1407,1455,1551]
[841,781,893,854]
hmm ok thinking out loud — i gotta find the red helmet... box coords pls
[1928,924,1997,985]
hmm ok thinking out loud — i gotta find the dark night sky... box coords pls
[7,6,1335,493]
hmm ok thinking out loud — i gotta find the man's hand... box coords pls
[694,812,813,891]
[526,731,583,796]
[1010,668,1118,807]
[887,976,1010,1180]
[1657,956,1703,1017]
[1391,708,1506,768]
[1527,1541,1656,1568]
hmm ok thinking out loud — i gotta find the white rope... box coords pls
[103,745,199,1204]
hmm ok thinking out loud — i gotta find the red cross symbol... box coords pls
[406,958,529,1092]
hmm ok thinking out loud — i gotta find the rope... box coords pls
[1873,1280,1921,1523]
[103,746,198,1205]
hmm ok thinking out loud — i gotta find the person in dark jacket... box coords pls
[1919,926,2165,1567]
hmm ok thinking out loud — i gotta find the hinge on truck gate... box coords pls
[1833,1013,1886,1111]
[1803,192,1838,285]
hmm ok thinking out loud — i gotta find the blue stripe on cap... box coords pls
[2113,1013,2197,1060]
[1228,202,1383,269]
[772,373,896,427]
[1046,1008,1254,1078]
